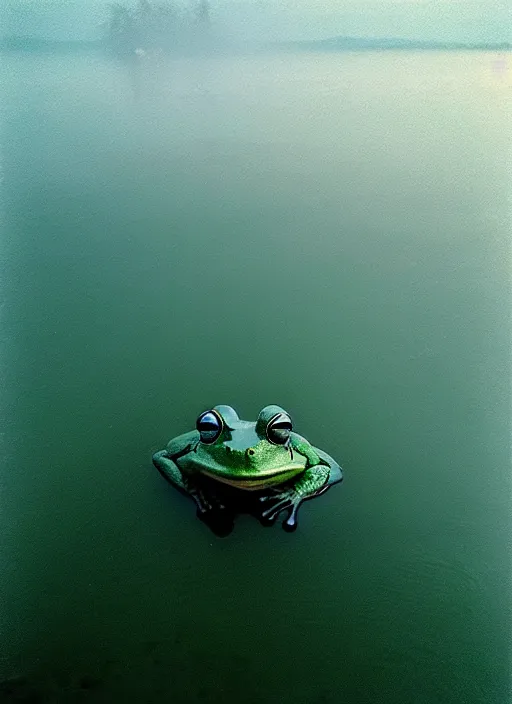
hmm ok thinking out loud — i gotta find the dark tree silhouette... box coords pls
[106,3,136,56]
[105,0,213,57]
[196,0,210,26]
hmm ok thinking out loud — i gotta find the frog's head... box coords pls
[191,404,308,490]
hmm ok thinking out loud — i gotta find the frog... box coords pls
[152,404,342,535]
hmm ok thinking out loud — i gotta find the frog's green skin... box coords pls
[153,404,343,534]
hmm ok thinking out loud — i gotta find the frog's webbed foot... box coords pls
[258,490,298,531]
[188,483,225,515]
[153,450,235,536]
[257,464,331,532]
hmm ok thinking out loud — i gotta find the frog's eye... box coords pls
[196,410,223,444]
[266,413,292,445]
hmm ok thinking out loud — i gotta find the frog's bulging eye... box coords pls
[266,413,292,445]
[196,410,223,444]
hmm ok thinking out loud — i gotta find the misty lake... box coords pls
[0,49,510,703]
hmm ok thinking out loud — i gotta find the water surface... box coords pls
[0,50,510,703]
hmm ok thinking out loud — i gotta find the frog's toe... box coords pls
[257,487,282,503]
[194,499,229,521]
[282,503,300,532]
[281,484,332,531]
[259,513,279,527]
[260,496,294,521]
[258,494,302,532]
[191,494,213,515]
[189,485,227,515]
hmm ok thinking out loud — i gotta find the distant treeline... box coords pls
[1,24,509,57]
[104,0,212,56]
[278,36,512,53]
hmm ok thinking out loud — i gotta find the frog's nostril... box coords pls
[247,449,255,456]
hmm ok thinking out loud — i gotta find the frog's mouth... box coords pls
[199,466,304,491]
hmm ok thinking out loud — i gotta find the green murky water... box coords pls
[0,50,510,703]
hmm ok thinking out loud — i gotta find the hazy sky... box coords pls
[3,0,511,43]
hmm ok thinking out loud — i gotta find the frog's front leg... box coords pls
[258,464,330,532]
[152,449,190,494]
[153,449,234,536]
[152,448,223,513]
